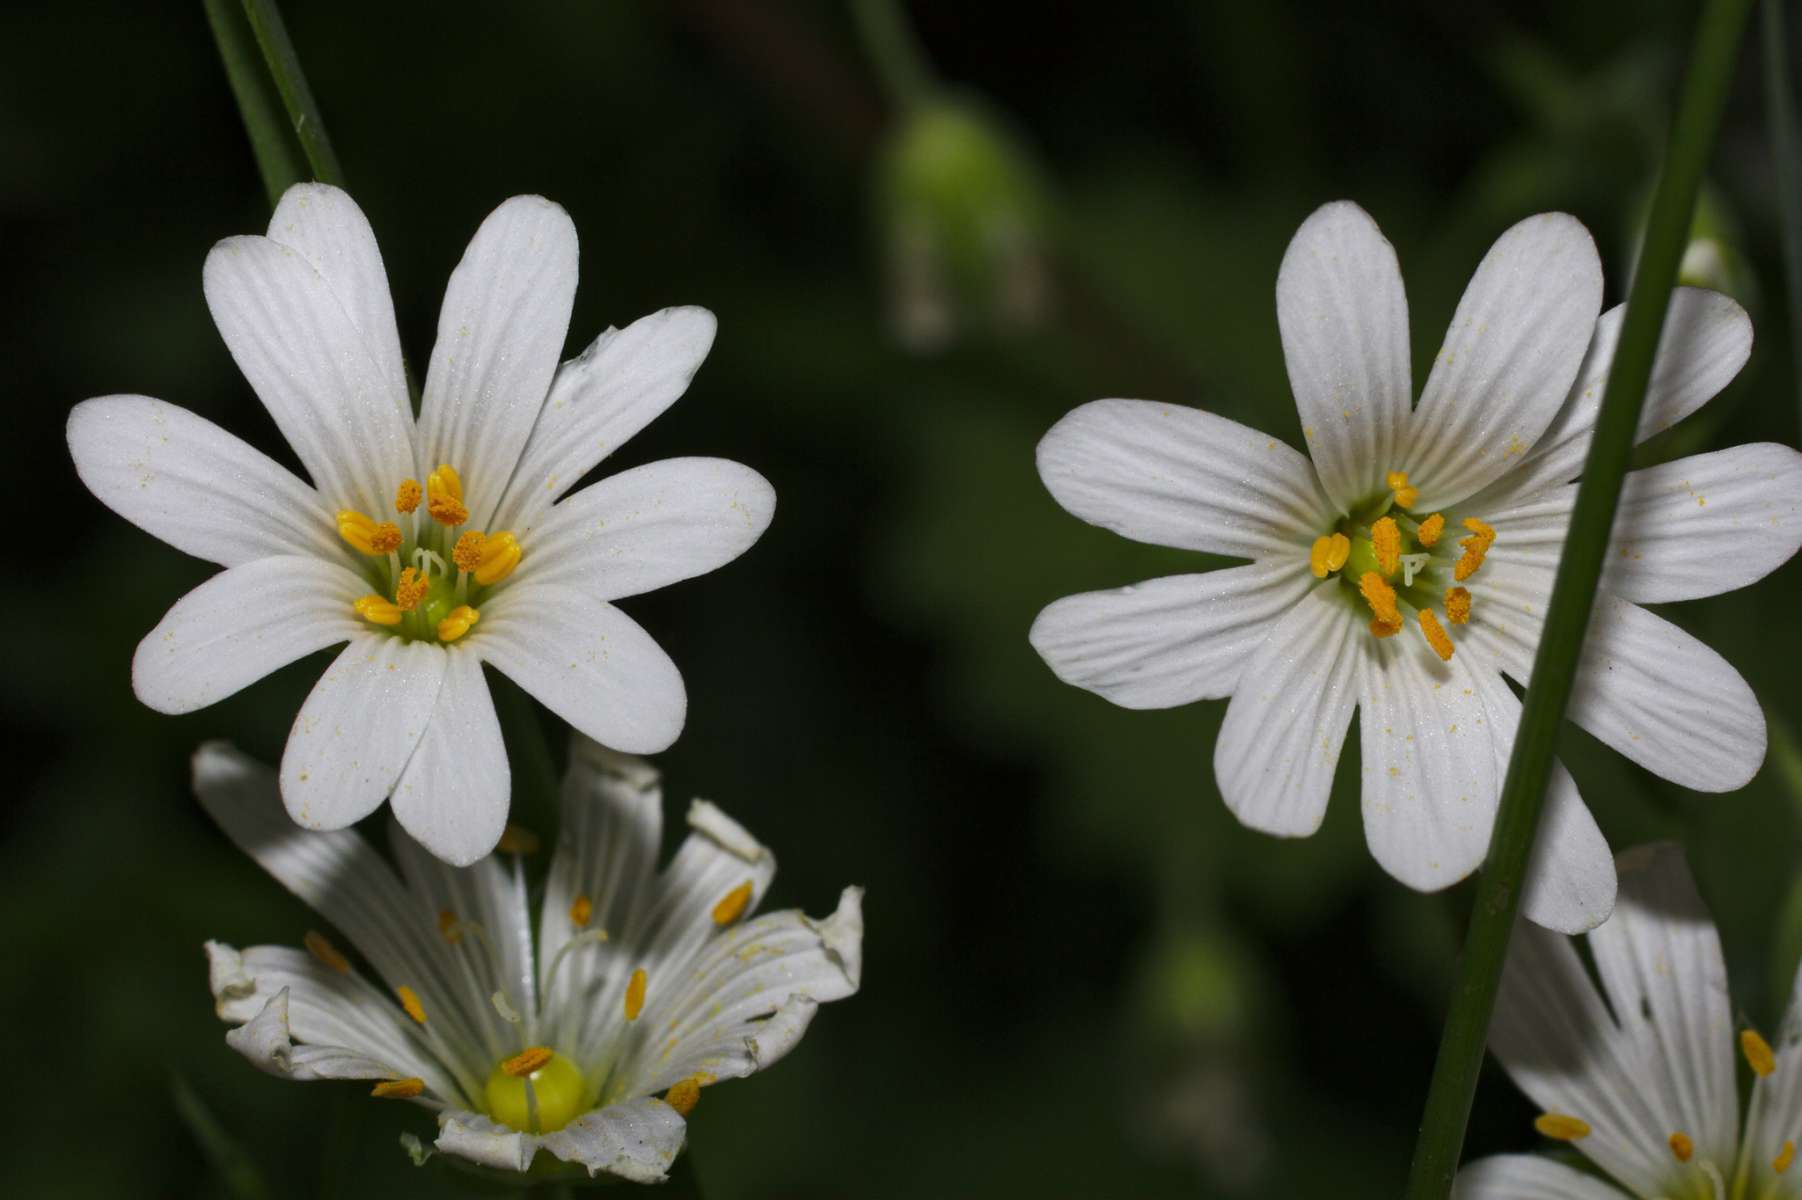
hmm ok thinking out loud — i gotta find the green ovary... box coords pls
[484,1050,588,1134]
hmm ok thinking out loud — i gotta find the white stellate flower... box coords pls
[1456,843,1802,1200]
[68,183,774,865]
[199,738,862,1183]
[1030,200,1802,932]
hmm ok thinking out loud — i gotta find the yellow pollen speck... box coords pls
[353,594,403,626]
[452,530,487,572]
[474,531,521,586]
[712,881,754,926]
[370,1077,425,1099]
[625,967,647,1021]
[1417,513,1445,547]
[1534,1112,1590,1141]
[1445,586,1471,625]
[570,894,593,927]
[394,479,422,514]
[1372,516,1401,577]
[1359,572,1400,628]
[1385,470,1419,509]
[1776,1140,1797,1174]
[1669,1130,1694,1162]
[663,1076,704,1117]
[497,824,540,856]
[1419,609,1453,661]
[396,985,427,1025]
[437,604,480,644]
[394,567,428,612]
[304,930,350,974]
[1310,536,1333,579]
[502,1046,554,1078]
[337,509,402,555]
[1743,1028,1777,1077]
[437,909,461,944]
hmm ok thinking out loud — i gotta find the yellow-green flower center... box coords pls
[484,1047,587,1134]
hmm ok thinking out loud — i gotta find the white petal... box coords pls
[534,1097,688,1183]
[1453,1155,1634,1200]
[476,584,685,755]
[1276,200,1413,513]
[491,307,718,535]
[266,184,409,414]
[221,989,409,1083]
[1028,560,1315,709]
[1357,634,1498,892]
[1214,586,1361,836]
[1037,399,1334,558]
[133,555,363,714]
[281,634,448,830]
[389,650,510,866]
[1405,214,1603,510]
[418,195,578,529]
[203,235,416,515]
[68,395,342,567]
[520,457,775,601]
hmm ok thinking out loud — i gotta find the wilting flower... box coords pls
[1456,843,1802,1199]
[199,738,862,1183]
[69,183,773,863]
[1030,200,1802,931]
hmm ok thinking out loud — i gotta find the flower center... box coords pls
[335,463,521,644]
[484,1046,588,1134]
[1306,470,1491,661]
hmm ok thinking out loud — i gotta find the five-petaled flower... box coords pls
[1030,200,1802,932]
[199,738,862,1183]
[1456,843,1802,1199]
[69,183,774,864]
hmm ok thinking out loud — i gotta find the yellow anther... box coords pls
[1454,517,1496,582]
[337,509,402,556]
[474,531,521,587]
[1533,1112,1591,1141]
[1370,617,1402,639]
[370,1077,425,1099]
[427,464,468,527]
[1310,536,1333,579]
[1416,513,1445,547]
[501,1046,555,1078]
[1325,533,1349,572]
[663,1076,704,1118]
[394,478,422,514]
[1669,1131,1694,1162]
[711,881,754,927]
[396,985,427,1025]
[436,604,480,644]
[1386,470,1419,509]
[1743,1028,1777,1077]
[1358,572,1401,628]
[1372,517,1401,578]
[452,530,487,573]
[1776,1140,1796,1174]
[1418,609,1454,661]
[569,894,593,928]
[496,823,540,856]
[353,594,404,626]
[304,930,350,974]
[624,967,647,1021]
[394,567,428,612]
[437,909,461,944]
[1444,587,1471,625]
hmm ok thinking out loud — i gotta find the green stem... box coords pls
[240,0,345,186]
[488,669,565,853]
[202,0,308,207]
[1402,0,1756,1194]
[849,0,934,111]
[1764,0,1802,433]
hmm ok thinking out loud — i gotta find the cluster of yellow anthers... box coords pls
[1529,1029,1796,1178]
[335,465,522,644]
[1307,471,1494,662]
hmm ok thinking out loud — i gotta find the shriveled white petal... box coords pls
[476,583,685,755]
[535,1097,688,1182]
[266,183,410,415]
[1214,586,1361,836]
[1405,214,1602,510]
[222,989,409,1083]
[1028,560,1315,709]
[1276,200,1412,513]
[203,234,415,515]
[133,555,363,714]
[491,307,718,535]
[1037,399,1335,559]
[1356,635,1497,893]
[1453,1155,1634,1200]
[280,634,448,830]
[68,395,342,567]
[418,195,578,530]
[520,457,775,601]
[389,649,509,866]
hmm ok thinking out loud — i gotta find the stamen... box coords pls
[337,509,402,556]
[1372,517,1401,577]
[394,567,428,612]
[1444,587,1471,625]
[491,991,522,1025]
[353,595,404,626]
[1533,1112,1590,1141]
[1310,536,1334,579]
[569,894,593,928]
[711,881,755,927]
[474,531,521,586]
[1418,609,1454,661]
[1416,513,1445,547]
[437,605,480,644]
[1385,470,1419,509]
[1454,517,1496,582]
[624,967,647,1021]
[1358,572,1401,628]
[1776,1140,1797,1174]
[394,479,422,514]
[1669,1130,1694,1162]
[371,1078,425,1099]
[304,930,351,974]
[1325,533,1349,573]
[437,909,461,944]
[496,823,539,856]
[1370,617,1402,639]
[1742,1028,1777,1077]
[452,530,487,573]
[396,985,427,1025]
[426,464,468,527]
[501,1046,554,1078]
[663,1076,704,1118]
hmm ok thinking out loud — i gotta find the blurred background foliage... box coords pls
[5,1,1802,1196]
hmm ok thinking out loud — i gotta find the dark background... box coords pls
[5,2,1801,1196]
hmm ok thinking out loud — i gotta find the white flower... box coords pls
[197,738,862,1183]
[1030,200,1802,932]
[68,183,774,865]
[1456,843,1802,1200]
